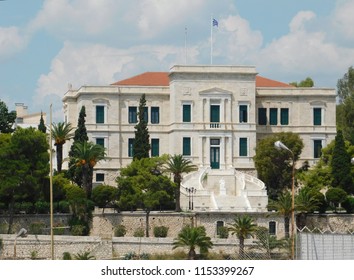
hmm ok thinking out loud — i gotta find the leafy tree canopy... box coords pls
[0,100,16,133]
[290,77,314,87]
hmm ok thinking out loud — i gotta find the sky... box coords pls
[1,0,354,121]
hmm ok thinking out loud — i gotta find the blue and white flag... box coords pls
[212,18,218,27]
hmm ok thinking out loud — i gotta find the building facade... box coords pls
[62,65,336,193]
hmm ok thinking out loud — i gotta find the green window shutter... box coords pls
[183,104,191,122]
[210,105,220,123]
[128,138,135,157]
[239,138,248,157]
[151,139,159,157]
[151,107,160,124]
[96,106,104,124]
[314,140,322,158]
[313,108,322,125]
[96,138,104,147]
[183,137,191,156]
[128,107,137,123]
[269,108,278,125]
[239,105,248,123]
[280,108,289,125]
[258,108,267,125]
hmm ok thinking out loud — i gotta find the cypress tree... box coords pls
[38,111,46,133]
[133,94,150,160]
[67,106,88,185]
[331,130,353,193]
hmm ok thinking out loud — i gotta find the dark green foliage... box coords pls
[34,200,50,214]
[29,221,46,235]
[123,252,150,260]
[331,130,353,193]
[173,225,213,260]
[53,222,66,235]
[133,228,145,237]
[326,187,348,212]
[0,100,16,133]
[114,225,126,237]
[217,226,229,239]
[67,106,88,186]
[268,192,291,238]
[74,251,95,260]
[153,226,169,237]
[37,111,46,133]
[91,185,117,210]
[62,252,72,260]
[290,77,314,87]
[254,132,304,199]
[342,196,354,213]
[133,94,150,160]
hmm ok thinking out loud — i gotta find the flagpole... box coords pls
[210,15,213,65]
[185,27,187,65]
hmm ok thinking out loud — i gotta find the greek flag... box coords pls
[212,18,218,27]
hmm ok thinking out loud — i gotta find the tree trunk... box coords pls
[175,182,182,212]
[239,237,245,259]
[145,210,150,237]
[7,197,15,234]
[188,247,196,260]
[56,144,63,173]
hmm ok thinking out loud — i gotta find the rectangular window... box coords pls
[269,108,278,125]
[314,140,322,158]
[96,138,104,147]
[239,138,248,157]
[280,108,289,125]
[128,138,135,157]
[96,106,104,124]
[183,137,191,156]
[128,107,137,123]
[183,104,191,122]
[258,108,267,125]
[151,139,159,157]
[269,221,276,235]
[143,107,148,123]
[151,107,160,124]
[313,108,322,125]
[239,105,248,123]
[96,173,105,182]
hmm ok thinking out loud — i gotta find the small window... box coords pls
[183,104,191,122]
[96,173,105,182]
[210,138,220,146]
[216,221,225,236]
[96,106,104,124]
[128,107,137,123]
[269,221,276,235]
[280,108,289,125]
[239,105,248,123]
[151,139,159,157]
[313,108,322,125]
[151,107,160,124]
[314,140,322,158]
[258,108,267,125]
[128,138,135,157]
[96,138,104,147]
[183,137,191,156]
[269,108,278,125]
[143,107,148,123]
[239,138,248,157]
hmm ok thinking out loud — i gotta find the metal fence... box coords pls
[297,228,354,260]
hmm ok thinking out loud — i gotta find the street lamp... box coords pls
[274,140,295,260]
[351,157,354,165]
[185,187,197,210]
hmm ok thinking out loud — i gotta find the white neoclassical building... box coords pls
[62,65,336,212]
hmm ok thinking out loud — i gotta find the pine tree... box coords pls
[133,94,150,160]
[38,111,46,133]
[67,106,88,186]
[331,130,353,193]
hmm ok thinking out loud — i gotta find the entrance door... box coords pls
[210,147,220,169]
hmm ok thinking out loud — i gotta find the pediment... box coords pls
[199,87,232,97]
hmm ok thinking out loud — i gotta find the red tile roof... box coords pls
[112,72,292,88]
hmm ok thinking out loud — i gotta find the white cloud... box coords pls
[289,11,316,33]
[332,0,354,42]
[0,27,28,59]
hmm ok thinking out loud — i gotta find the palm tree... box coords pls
[51,122,74,173]
[164,154,198,212]
[173,225,213,260]
[295,187,320,229]
[268,192,292,238]
[72,141,106,199]
[228,215,257,259]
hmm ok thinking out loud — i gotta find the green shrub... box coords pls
[133,228,145,237]
[217,226,229,239]
[56,201,70,213]
[153,226,169,238]
[74,251,95,260]
[29,221,46,235]
[62,252,72,260]
[53,222,66,235]
[342,196,354,213]
[34,200,50,214]
[21,202,35,214]
[123,252,149,260]
[71,225,86,236]
[0,223,8,234]
[114,225,126,237]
